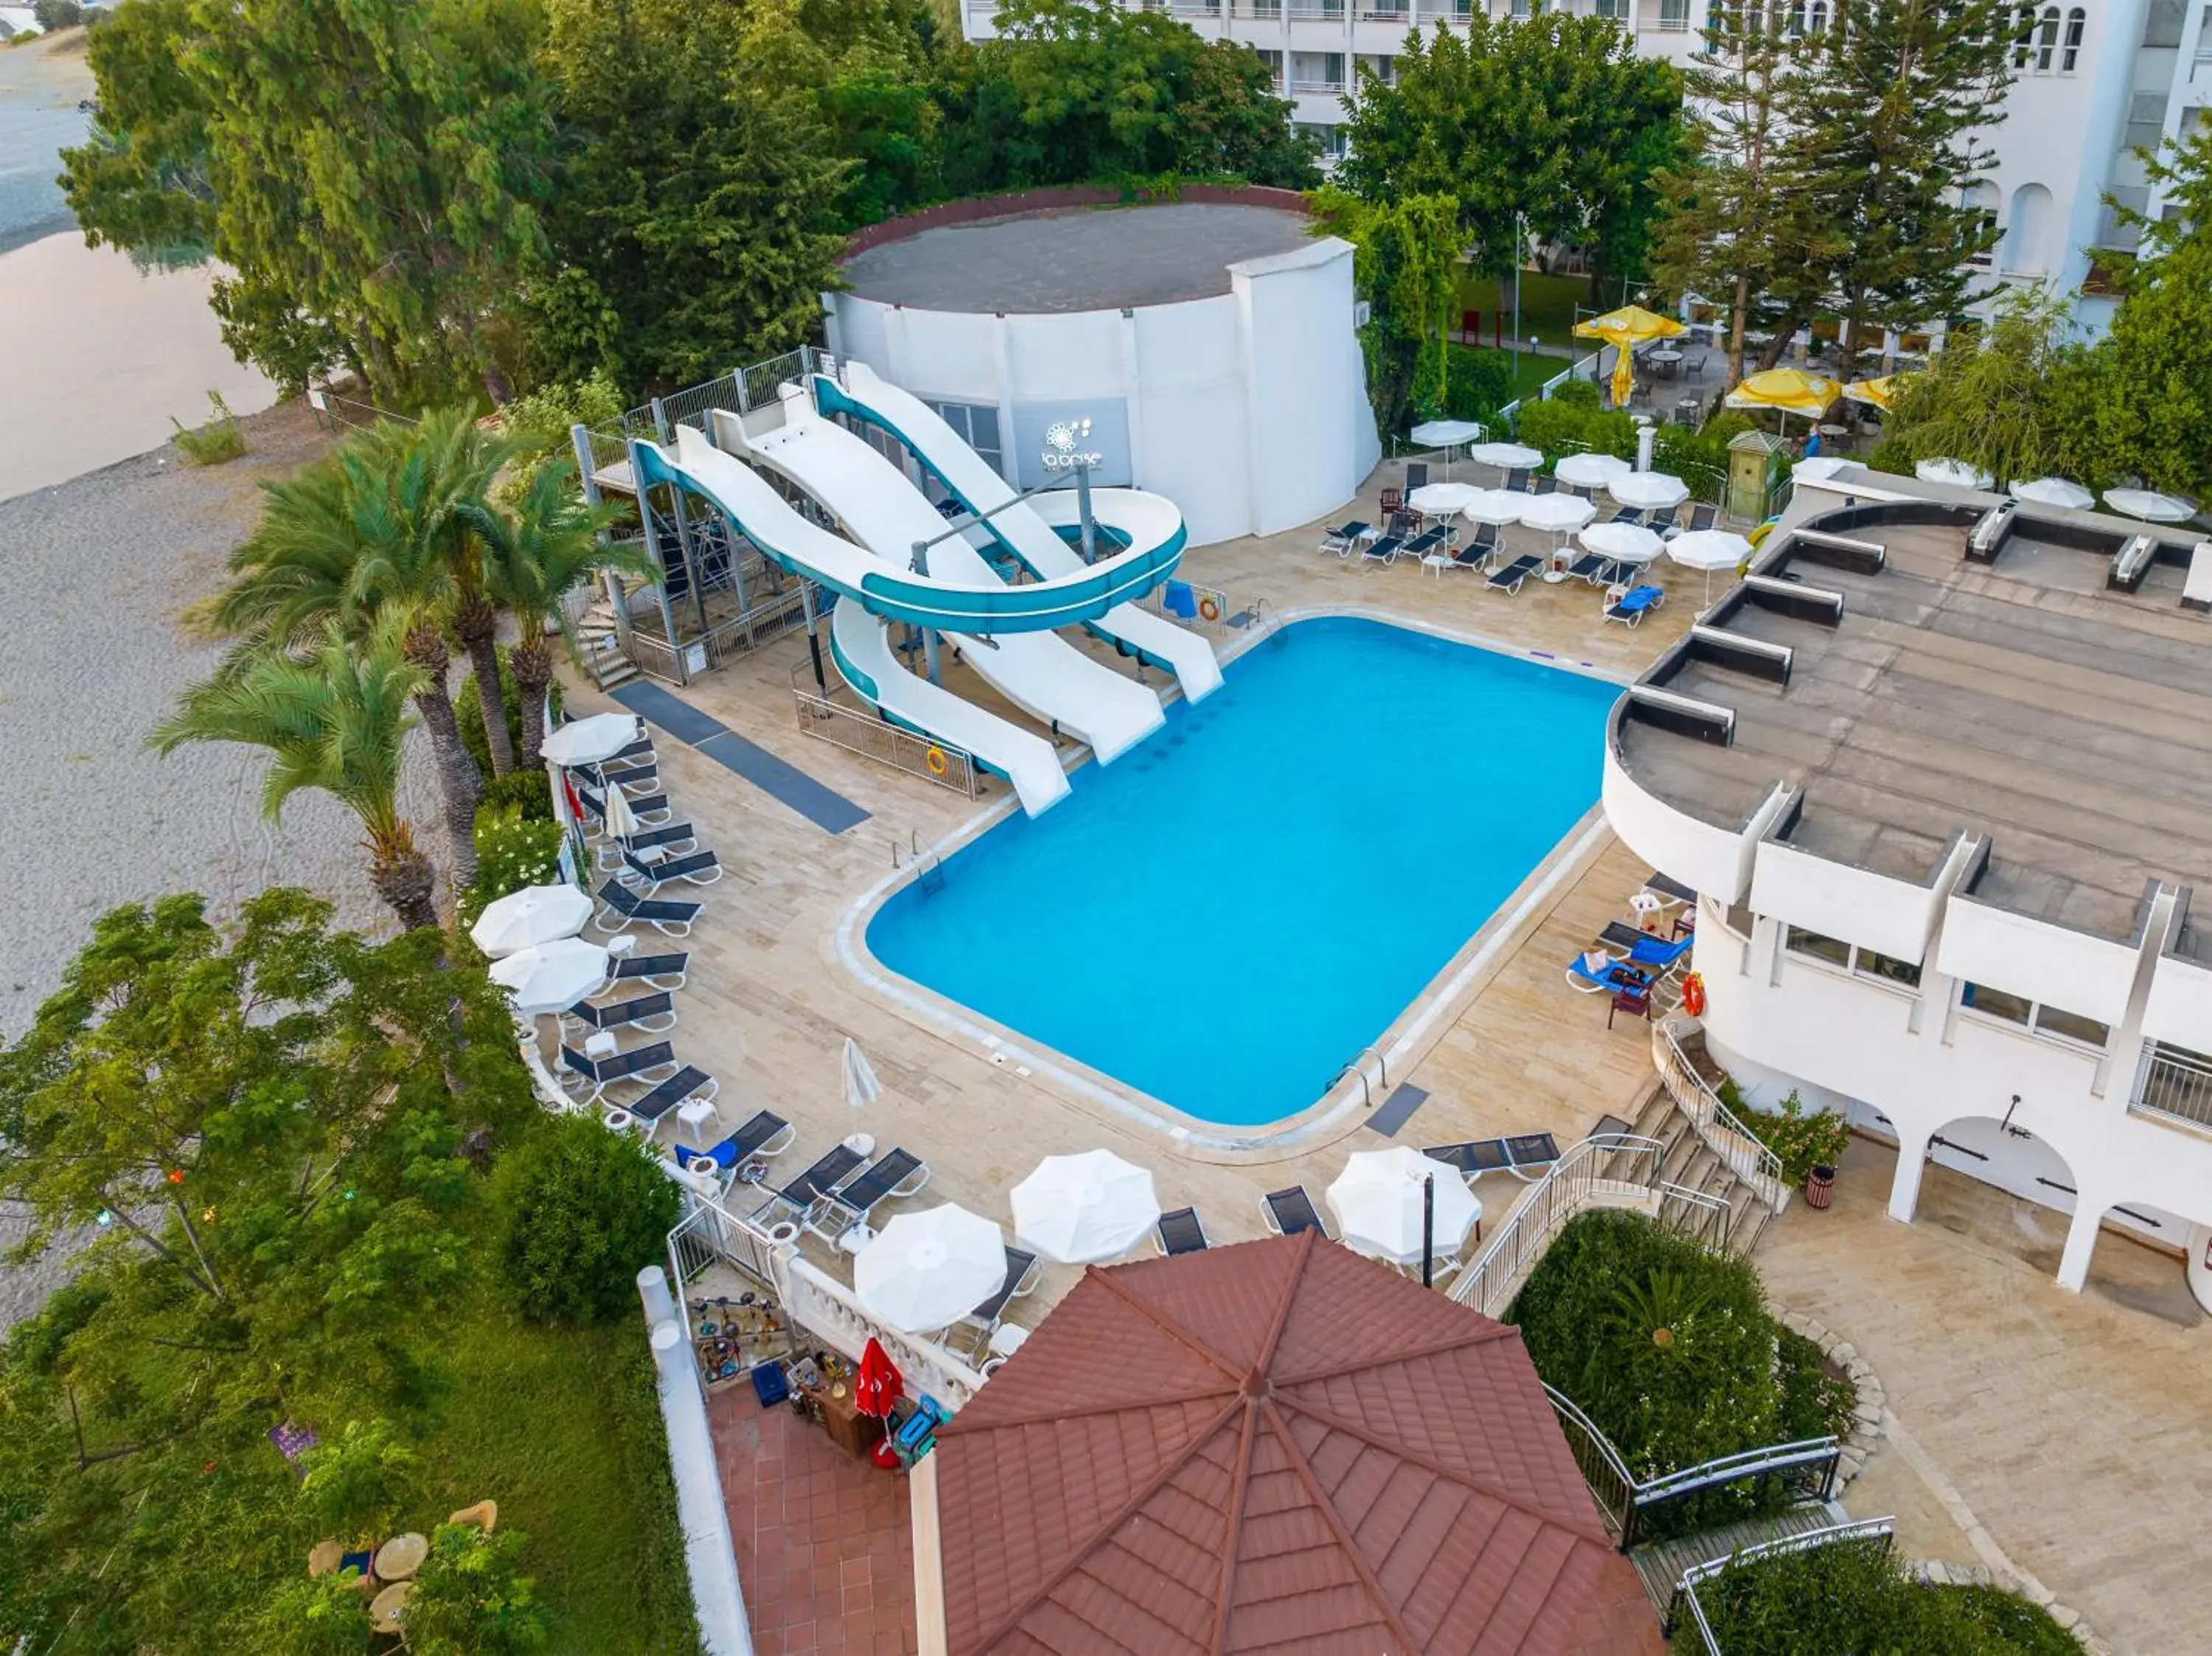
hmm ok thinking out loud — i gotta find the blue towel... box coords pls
[1624,585,1663,610]
[675,1137,737,1169]
[1162,580,1199,620]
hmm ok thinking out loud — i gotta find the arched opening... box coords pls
[2006,181,2055,274]
[1807,0,1829,32]
[2060,1197,2202,1315]
[2061,4,2084,69]
[1886,1110,2081,1250]
[2034,4,2060,69]
[2011,2,2037,67]
[1963,180,2001,268]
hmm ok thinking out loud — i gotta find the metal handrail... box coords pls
[1670,1518,1896,1652]
[1634,1437,1841,1506]
[1447,1132,1669,1316]
[1653,1015,1787,1207]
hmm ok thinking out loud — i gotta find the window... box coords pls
[1787,926,1923,987]
[1785,926,1853,968]
[2124,91,2168,154]
[2011,3,2037,66]
[2061,5,2083,69]
[1855,949,1922,989]
[1960,984,2107,1048]
[1786,0,1805,34]
[1808,0,1829,32]
[925,400,1004,483]
[2034,4,2059,68]
[1660,0,1691,26]
[1596,0,1628,17]
[2035,1005,2110,1048]
[1255,47,1284,90]
[1960,981,2031,1026]
[2142,0,2183,46]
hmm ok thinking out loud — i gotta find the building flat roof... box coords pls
[838,201,1313,314]
[1617,472,2212,944]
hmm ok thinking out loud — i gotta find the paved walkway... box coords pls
[708,1385,917,1656]
[1760,1138,2212,1656]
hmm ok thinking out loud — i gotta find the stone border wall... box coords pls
[1775,1306,1884,1489]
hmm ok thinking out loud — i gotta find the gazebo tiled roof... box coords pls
[929,1231,1664,1655]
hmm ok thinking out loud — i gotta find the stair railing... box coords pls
[1669,1518,1895,1652]
[1447,1132,1667,1317]
[1652,1015,1787,1210]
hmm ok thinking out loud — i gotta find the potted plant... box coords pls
[1745,1090,1852,1206]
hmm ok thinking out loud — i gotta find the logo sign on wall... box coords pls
[1012,402,1130,490]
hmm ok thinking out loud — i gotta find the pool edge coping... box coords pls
[830,604,1633,1156]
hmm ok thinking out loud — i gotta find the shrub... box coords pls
[1514,394,1639,466]
[1742,1090,1853,1184]
[170,391,248,465]
[492,1114,682,1325]
[456,650,560,777]
[1775,1328,1859,1442]
[1689,1531,2083,1655]
[479,770,557,823]
[32,0,83,27]
[402,1522,550,1656]
[456,806,564,928]
[1439,345,1515,425]
[499,369,628,463]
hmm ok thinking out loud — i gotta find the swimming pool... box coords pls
[863,616,1620,1128]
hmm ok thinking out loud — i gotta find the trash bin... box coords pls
[1805,1163,1836,1209]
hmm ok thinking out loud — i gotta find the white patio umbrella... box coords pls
[1610,470,1691,512]
[1519,493,1597,537]
[842,1037,881,1151]
[1470,441,1543,471]
[1669,528,1756,607]
[1792,455,1854,483]
[1915,457,1993,490]
[1326,1146,1483,1267]
[1579,521,1663,566]
[470,883,592,959]
[853,1205,1007,1334]
[540,712,641,768]
[1555,451,1631,490]
[490,936,610,1017]
[1010,1149,1161,1264]
[1411,418,1486,476]
[2008,476,2095,511]
[1461,488,1526,527]
[2103,487,2198,523]
[1407,481,1483,519]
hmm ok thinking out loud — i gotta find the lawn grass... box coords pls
[1453,270,1593,346]
[436,1296,700,1656]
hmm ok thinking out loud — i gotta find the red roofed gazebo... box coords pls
[912,1231,1664,1655]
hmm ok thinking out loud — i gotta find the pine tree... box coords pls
[1772,0,2015,383]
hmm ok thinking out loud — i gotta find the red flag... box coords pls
[855,1337,904,1419]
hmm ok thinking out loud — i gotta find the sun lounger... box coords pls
[1360,534,1405,566]
[599,734,655,773]
[625,1064,717,1128]
[1606,507,1644,526]
[805,1148,931,1243]
[1486,554,1545,595]
[1566,949,1633,993]
[621,846,723,892]
[1261,1186,1328,1237]
[1567,554,1618,585]
[1321,521,1371,555]
[1624,932,1693,975]
[1404,526,1451,557]
[752,1144,868,1223]
[1675,502,1717,535]
[1502,1133,1562,1178]
[610,950,689,992]
[1643,871,1697,906]
[577,784,674,829]
[597,821,698,871]
[1500,467,1531,493]
[1155,1207,1209,1255]
[1531,473,1558,496]
[558,1040,679,1105]
[1425,1139,1513,1180]
[1603,585,1666,627]
[947,1245,1042,1354]
[675,1108,795,1175]
[564,989,678,1037]
[593,879,701,939]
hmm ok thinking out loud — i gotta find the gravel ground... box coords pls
[0,398,445,1322]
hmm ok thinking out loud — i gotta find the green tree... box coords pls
[405,1522,551,1655]
[1772,0,2014,383]
[153,620,442,928]
[62,0,555,402]
[491,1115,683,1325]
[1310,187,1464,436]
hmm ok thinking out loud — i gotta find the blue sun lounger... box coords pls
[1604,585,1666,626]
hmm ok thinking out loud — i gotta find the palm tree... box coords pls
[478,457,641,768]
[215,428,487,886]
[154,620,439,931]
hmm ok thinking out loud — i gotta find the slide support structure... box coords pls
[923,629,942,686]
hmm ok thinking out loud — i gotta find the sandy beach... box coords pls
[0,31,277,502]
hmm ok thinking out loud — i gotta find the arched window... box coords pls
[1808,0,1828,31]
[2061,5,2084,69]
[1787,0,1805,31]
[2011,3,2037,66]
[2036,4,2060,69]
[2007,181,2055,273]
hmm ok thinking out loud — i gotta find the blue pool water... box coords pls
[865,617,1620,1127]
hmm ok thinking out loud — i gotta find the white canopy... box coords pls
[1554,452,1632,489]
[1792,456,1854,482]
[1470,441,1544,470]
[1326,1147,1484,1267]
[2103,487,2197,523]
[470,883,592,959]
[1407,481,1484,517]
[1519,493,1598,534]
[1610,471,1691,511]
[852,1204,1007,1334]
[1010,1149,1161,1264]
[1579,521,1663,565]
[1915,457,1993,490]
[1666,529,1755,572]
[1410,419,1486,449]
[2008,476,2095,510]
[489,936,609,1017]
[540,712,641,768]
[1460,489,1526,527]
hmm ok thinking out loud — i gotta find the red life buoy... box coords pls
[1681,971,1708,1017]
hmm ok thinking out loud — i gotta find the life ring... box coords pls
[924,745,948,777]
[1198,594,1222,622]
[1680,970,1708,1017]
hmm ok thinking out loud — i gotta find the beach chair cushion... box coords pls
[1264,1187,1325,1236]
[1487,555,1543,591]
[1504,1133,1561,1171]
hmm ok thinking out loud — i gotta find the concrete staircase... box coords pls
[576,599,639,691]
[1606,1075,1781,1258]
[1628,1500,1854,1614]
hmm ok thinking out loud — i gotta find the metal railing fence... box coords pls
[2132,1040,2212,1132]
[1653,1015,1787,1208]
[790,665,982,799]
[1447,1133,1667,1318]
[1670,1520,1896,1653]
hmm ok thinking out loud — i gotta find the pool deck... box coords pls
[558,453,1702,1293]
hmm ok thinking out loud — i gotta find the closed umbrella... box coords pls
[1470,441,1543,472]
[2103,487,2197,523]
[600,781,639,843]
[1916,457,1993,490]
[489,936,610,1017]
[853,1205,1006,1334]
[1461,488,1526,527]
[470,883,592,958]
[1669,528,1756,608]
[2009,476,2095,510]
[1571,304,1686,408]
[1610,470,1690,512]
[1579,521,1663,567]
[1011,1149,1161,1264]
[854,1337,905,1419]
[1555,452,1631,490]
[1408,481,1483,520]
[1519,493,1596,536]
[540,712,641,768]
[843,1037,881,1150]
[1326,1147,1483,1267]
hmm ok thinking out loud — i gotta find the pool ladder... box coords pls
[1330,1046,1388,1110]
[891,830,946,895]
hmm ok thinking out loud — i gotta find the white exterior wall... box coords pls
[824,236,1376,545]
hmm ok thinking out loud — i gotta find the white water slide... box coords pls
[732,387,1168,765]
[817,363,1223,703]
[655,428,1073,815]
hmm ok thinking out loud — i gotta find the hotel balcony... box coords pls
[2132,1043,2212,1136]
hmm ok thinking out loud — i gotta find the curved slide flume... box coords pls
[816,363,1222,703]
[641,431,1071,815]
[731,389,1168,765]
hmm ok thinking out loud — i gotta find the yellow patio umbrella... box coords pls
[1723,368,1840,435]
[1842,376,1894,412]
[1572,305,1687,408]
